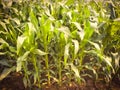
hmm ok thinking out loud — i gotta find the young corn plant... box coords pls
[0,1,21,81]
[16,6,48,87]
[38,16,54,85]
[1,0,120,89]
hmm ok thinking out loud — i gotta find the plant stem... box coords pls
[58,58,62,86]
[79,48,84,66]
[32,55,40,87]
[45,48,50,85]
[23,62,31,87]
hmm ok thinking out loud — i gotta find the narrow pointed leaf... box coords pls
[0,66,15,81]
[0,38,9,46]
[58,26,71,37]
[88,41,100,50]
[30,8,38,30]
[72,40,79,56]
[34,49,47,56]
[0,21,7,31]
[17,51,30,72]
[64,43,70,66]
[71,22,83,31]
[17,36,26,54]
[70,63,80,78]
[77,30,85,40]
[11,18,20,25]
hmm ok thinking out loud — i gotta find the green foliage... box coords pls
[0,0,120,88]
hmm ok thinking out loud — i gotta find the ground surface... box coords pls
[0,72,120,90]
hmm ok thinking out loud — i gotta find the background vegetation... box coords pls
[0,0,120,89]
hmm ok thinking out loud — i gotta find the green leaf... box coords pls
[0,38,9,49]
[0,31,7,34]
[103,56,113,68]
[0,38,9,45]
[114,18,120,21]
[58,26,71,42]
[33,73,37,84]
[33,49,47,56]
[84,65,98,79]
[72,40,79,56]
[67,11,72,20]
[0,66,15,81]
[30,8,38,31]
[11,18,20,25]
[88,41,100,50]
[58,26,71,37]
[17,36,26,54]
[82,21,94,45]
[23,77,28,88]
[9,46,16,53]
[69,63,80,78]
[64,43,70,66]
[0,21,8,31]
[65,0,74,5]
[71,22,83,31]
[77,30,85,40]
[0,52,7,55]
[17,51,30,72]
[111,52,119,68]
[103,56,115,74]
[28,22,36,33]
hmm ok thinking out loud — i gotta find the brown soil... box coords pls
[0,73,120,90]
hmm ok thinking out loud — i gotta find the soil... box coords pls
[0,72,120,90]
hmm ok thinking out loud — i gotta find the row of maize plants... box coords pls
[0,0,120,88]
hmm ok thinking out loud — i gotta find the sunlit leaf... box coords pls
[0,38,9,46]
[45,8,51,17]
[0,66,15,81]
[71,22,83,31]
[0,21,7,31]
[30,8,38,31]
[17,36,26,54]
[28,22,36,32]
[33,73,37,84]
[0,31,7,34]
[58,26,71,37]
[23,77,28,88]
[11,18,20,25]
[72,40,79,56]
[84,65,98,79]
[17,51,30,72]
[83,21,94,43]
[67,11,72,20]
[90,22,98,29]
[103,56,112,67]
[65,0,74,5]
[3,19,10,24]
[114,18,120,21]
[33,49,47,56]
[0,52,7,55]
[88,41,100,50]
[64,43,70,66]
[77,30,85,40]
[58,26,71,42]
[111,52,119,68]
[98,22,106,29]
[9,46,16,53]
[2,0,13,7]
[16,60,22,72]
[11,7,19,14]
[70,63,80,78]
